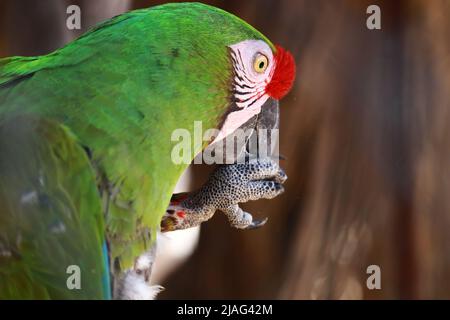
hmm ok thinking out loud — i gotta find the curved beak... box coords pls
[253,98,279,157]
[203,98,280,164]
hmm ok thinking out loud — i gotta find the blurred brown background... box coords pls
[1,0,450,299]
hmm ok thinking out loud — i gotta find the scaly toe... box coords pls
[230,210,253,229]
[275,168,288,184]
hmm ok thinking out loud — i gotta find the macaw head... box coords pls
[207,39,296,163]
[88,2,297,164]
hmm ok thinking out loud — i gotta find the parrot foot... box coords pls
[161,158,286,232]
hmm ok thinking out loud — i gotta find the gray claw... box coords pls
[245,217,269,229]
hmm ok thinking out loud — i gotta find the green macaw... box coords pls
[0,2,295,299]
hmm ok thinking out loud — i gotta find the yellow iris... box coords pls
[253,53,269,73]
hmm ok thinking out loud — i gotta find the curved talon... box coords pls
[245,217,269,229]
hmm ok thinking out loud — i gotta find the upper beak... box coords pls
[253,98,279,151]
[203,98,280,164]
[243,98,279,161]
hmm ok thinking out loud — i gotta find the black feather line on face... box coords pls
[230,50,255,85]
[236,49,245,72]
[216,48,247,133]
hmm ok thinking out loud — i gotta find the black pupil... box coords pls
[259,61,265,69]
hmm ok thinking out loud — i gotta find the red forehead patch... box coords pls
[265,45,296,100]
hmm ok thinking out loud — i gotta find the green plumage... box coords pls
[0,3,272,298]
[0,116,107,299]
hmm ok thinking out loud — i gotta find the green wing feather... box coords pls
[0,115,108,299]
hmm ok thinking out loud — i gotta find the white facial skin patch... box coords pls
[212,40,275,144]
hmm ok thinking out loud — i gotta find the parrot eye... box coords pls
[253,53,269,73]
